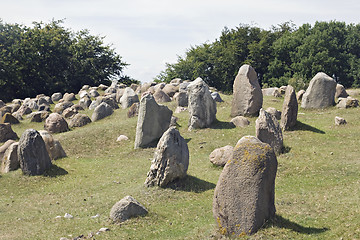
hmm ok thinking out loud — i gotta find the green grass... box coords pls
[1,93,360,239]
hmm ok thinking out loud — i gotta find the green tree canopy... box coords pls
[0,19,135,102]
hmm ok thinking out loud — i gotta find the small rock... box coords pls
[64,213,73,219]
[98,227,109,233]
[91,214,100,219]
[116,135,129,142]
[55,215,62,219]
[335,116,347,125]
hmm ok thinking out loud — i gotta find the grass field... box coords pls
[0,92,359,239]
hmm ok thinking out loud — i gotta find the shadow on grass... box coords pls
[167,175,216,193]
[44,164,68,177]
[282,145,291,154]
[292,120,325,134]
[265,214,329,234]
[210,119,235,130]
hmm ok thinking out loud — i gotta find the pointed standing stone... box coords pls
[280,85,298,131]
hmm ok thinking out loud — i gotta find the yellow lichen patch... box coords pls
[217,217,227,235]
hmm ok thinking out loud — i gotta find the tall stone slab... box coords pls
[231,64,263,117]
[18,129,52,175]
[301,72,337,109]
[134,94,172,149]
[280,85,298,131]
[213,136,277,236]
[187,78,217,130]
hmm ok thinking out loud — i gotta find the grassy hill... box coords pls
[0,93,359,239]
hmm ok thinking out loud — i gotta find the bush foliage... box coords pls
[156,21,360,92]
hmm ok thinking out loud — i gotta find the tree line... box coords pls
[155,21,360,92]
[0,19,136,102]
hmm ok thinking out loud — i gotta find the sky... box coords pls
[1,0,360,83]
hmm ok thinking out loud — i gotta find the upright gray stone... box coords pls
[120,87,139,109]
[0,123,18,142]
[1,142,19,173]
[213,136,277,236]
[301,72,337,109]
[110,196,148,223]
[187,78,217,130]
[91,102,114,122]
[145,127,189,187]
[231,64,263,117]
[280,85,298,131]
[256,109,283,155]
[18,129,52,175]
[134,94,172,149]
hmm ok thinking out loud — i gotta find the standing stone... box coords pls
[0,123,18,142]
[231,64,263,117]
[1,113,20,124]
[255,109,283,155]
[120,87,139,109]
[335,84,348,99]
[280,85,298,131]
[153,89,171,103]
[68,113,92,128]
[39,130,67,160]
[44,113,69,134]
[110,196,148,223]
[213,136,277,236]
[29,111,50,123]
[91,102,114,122]
[1,142,19,173]
[54,101,74,114]
[175,91,188,107]
[187,78,217,130]
[301,72,337,109]
[127,103,139,118]
[79,96,92,109]
[18,129,52,175]
[0,140,16,161]
[209,145,234,167]
[296,89,305,102]
[134,94,172,149]
[145,127,189,187]
[266,107,281,121]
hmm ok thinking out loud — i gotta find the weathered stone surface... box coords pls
[255,109,283,155]
[120,87,139,109]
[174,92,188,107]
[110,196,148,223]
[0,106,12,118]
[162,84,179,97]
[170,78,183,85]
[115,88,125,103]
[79,96,92,109]
[262,87,280,96]
[134,94,172,149]
[39,130,67,160]
[335,116,347,125]
[18,129,52,175]
[211,92,224,102]
[0,123,18,142]
[153,89,171,103]
[62,107,78,119]
[29,111,50,122]
[15,105,32,116]
[62,93,76,102]
[68,113,92,128]
[209,145,234,167]
[44,113,69,134]
[145,127,189,187]
[280,85,298,131]
[266,107,281,121]
[127,102,139,118]
[301,72,337,109]
[230,116,250,128]
[54,101,74,114]
[187,78,217,130]
[231,64,263,117]
[213,136,277,236]
[1,113,20,124]
[91,102,114,122]
[336,97,359,109]
[81,84,90,90]
[89,89,100,98]
[0,142,19,173]
[51,92,63,102]
[94,96,119,110]
[0,140,16,162]
[296,90,305,102]
[335,84,348,99]
[78,90,89,99]
[8,103,20,113]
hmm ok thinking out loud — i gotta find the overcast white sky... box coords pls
[1,0,360,83]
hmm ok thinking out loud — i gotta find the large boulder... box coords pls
[162,84,179,97]
[153,89,171,103]
[209,145,234,167]
[280,85,298,131]
[91,102,114,122]
[145,127,189,187]
[120,87,139,109]
[62,93,76,102]
[54,101,74,114]
[79,96,92,109]
[51,92,62,102]
[301,72,337,109]
[134,94,172,149]
[17,129,52,175]
[39,130,67,160]
[1,113,20,124]
[44,113,69,134]
[0,142,19,173]
[174,92,188,107]
[187,78,217,130]
[0,123,18,142]
[255,108,283,155]
[213,136,277,236]
[110,196,148,223]
[29,111,50,123]
[231,64,263,117]
[68,113,92,128]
